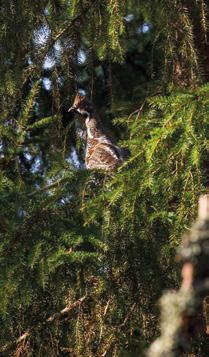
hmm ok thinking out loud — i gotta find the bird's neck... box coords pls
[85,110,107,140]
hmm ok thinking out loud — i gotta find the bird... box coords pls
[68,93,125,171]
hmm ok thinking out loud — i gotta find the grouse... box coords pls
[68,93,125,171]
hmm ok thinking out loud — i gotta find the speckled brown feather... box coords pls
[71,94,124,171]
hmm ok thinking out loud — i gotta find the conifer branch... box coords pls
[27,176,73,197]
[0,295,88,354]
[23,0,97,82]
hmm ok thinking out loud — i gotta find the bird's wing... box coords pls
[86,143,122,170]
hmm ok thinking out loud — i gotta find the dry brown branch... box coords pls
[100,302,137,357]
[119,302,137,328]
[0,295,88,354]
[47,294,88,322]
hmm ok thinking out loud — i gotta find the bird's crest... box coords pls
[70,93,93,118]
[72,93,86,109]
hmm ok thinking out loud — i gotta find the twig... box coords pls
[47,294,88,322]
[27,176,71,197]
[103,299,111,316]
[0,295,88,354]
[119,302,137,328]
[101,302,137,357]
[128,103,145,123]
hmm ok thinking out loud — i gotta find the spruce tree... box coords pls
[0,1,209,356]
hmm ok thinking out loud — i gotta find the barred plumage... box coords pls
[69,94,124,171]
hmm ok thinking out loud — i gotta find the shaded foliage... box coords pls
[0,1,209,356]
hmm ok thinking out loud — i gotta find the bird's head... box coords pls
[68,93,93,119]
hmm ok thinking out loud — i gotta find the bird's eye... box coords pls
[83,112,89,119]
